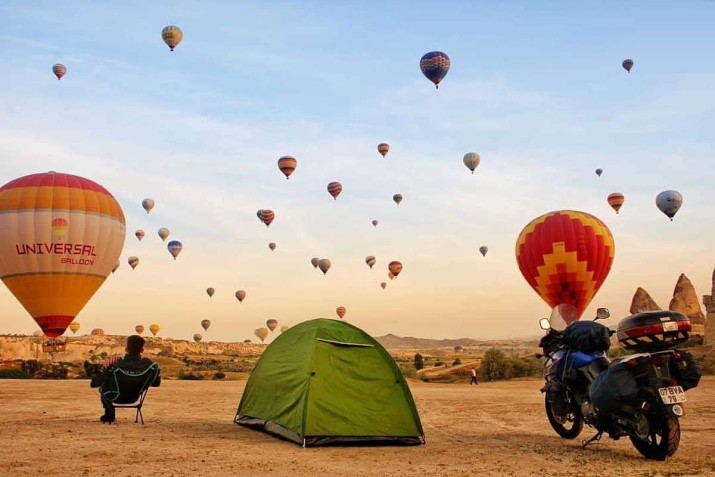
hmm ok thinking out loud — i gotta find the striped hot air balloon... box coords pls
[257,209,275,227]
[327,182,342,200]
[91,328,105,336]
[161,25,183,51]
[0,172,126,338]
[167,240,183,260]
[365,256,376,269]
[607,193,625,214]
[420,51,450,89]
[515,210,615,327]
[128,256,139,270]
[277,156,297,179]
[377,143,390,157]
[52,64,67,80]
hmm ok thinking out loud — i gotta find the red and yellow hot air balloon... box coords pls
[0,172,126,338]
[277,156,297,179]
[515,210,615,325]
[607,193,625,214]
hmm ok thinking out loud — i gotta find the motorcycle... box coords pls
[537,305,701,461]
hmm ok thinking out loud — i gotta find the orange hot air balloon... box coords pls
[161,25,183,51]
[377,143,390,157]
[607,193,625,214]
[515,210,615,326]
[149,324,160,336]
[0,172,126,338]
[388,261,403,278]
[336,306,346,319]
[327,182,342,200]
[135,325,144,335]
[277,156,297,179]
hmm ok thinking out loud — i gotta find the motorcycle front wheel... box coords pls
[545,393,584,439]
[629,413,680,461]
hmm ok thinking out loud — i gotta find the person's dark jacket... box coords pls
[90,353,161,390]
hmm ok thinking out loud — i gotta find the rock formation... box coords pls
[703,268,715,346]
[669,274,705,325]
[629,287,661,314]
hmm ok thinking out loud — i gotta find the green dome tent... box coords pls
[234,318,425,446]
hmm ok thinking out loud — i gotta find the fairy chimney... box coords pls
[670,273,705,336]
[703,268,715,346]
[630,287,661,314]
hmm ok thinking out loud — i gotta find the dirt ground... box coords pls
[1,377,713,477]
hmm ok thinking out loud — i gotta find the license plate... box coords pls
[659,386,686,404]
[662,321,678,332]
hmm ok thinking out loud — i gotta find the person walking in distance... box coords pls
[469,367,479,385]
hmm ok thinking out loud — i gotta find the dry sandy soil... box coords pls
[1,377,713,477]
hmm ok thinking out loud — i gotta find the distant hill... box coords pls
[374,333,539,350]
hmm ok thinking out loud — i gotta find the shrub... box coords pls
[414,353,424,371]
[21,360,42,377]
[178,369,203,380]
[0,368,30,379]
[213,371,226,380]
[434,361,444,367]
[479,348,512,381]
[452,358,462,366]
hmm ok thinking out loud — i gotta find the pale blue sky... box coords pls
[0,2,713,341]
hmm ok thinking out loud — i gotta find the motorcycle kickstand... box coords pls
[581,431,603,449]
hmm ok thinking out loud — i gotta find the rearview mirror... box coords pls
[539,318,551,330]
[595,308,610,320]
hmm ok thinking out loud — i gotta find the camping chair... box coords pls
[100,363,160,424]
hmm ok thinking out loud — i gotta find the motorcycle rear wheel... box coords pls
[545,393,584,439]
[629,413,680,461]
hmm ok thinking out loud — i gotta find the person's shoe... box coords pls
[100,414,115,424]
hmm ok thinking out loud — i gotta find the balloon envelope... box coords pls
[193,333,202,343]
[336,306,346,319]
[388,261,403,277]
[280,325,289,333]
[463,152,480,173]
[255,327,269,342]
[318,258,331,275]
[365,256,376,269]
[128,256,139,270]
[69,322,80,334]
[135,325,144,335]
[112,261,120,273]
[167,240,182,259]
[201,319,211,331]
[372,220,378,227]
[141,199,154,213]
[607,193,625,213]
[277,156,297,179]
[257,209,275,227]
[656,190,683,220]
[311,257,320,268]
[268,242,276,251]
[515,210,615,327]
[0,172,126,337]
[91,328,104,336]
[327,182,342,200]
[149,324,160,336]
[206,287,215,297]
[377,143,390,157]
[52,64,67,80]
[158,228,170,241]
[380,282,387,289]
[595,168,603,177]
[266,319,278,332]
[622,58,634,72]
[393,194,402,205]
[135,230,145,241]
[235,290,247,302]
[420,51,450,88]
[479,246,488,257]
[162,25,183,51]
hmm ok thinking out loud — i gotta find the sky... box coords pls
[0,1,713,342]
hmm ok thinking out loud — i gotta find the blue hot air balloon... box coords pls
[167,240,183,260]
[420,51,451,89]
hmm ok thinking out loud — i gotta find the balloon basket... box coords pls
[42,340,67,353]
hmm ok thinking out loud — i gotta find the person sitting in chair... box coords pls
[90,335,161,423]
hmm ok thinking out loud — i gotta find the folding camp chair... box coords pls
[100,363,160,424]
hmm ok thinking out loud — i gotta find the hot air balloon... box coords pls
[277,156,297,179]
[327,182,342,200]
[311,257,320,268]
[622,58,634,73]
[656,190,683,221]
[135,230,145,241]
[141,198,154,214]
[268,242,276,251]
[167,240,183,260]
[201,319,211,331]
[266,319,278,332]
[607,193,625,214]
[257,209,275,227]
[372,220,378,227]
[193,333,202,343]
[336,306,346,319]
[69,321,80,334]
[33,330,44,337]
[365,256,376,269]
[380,282,387,289]
[420,51,450,89]
[149,324,160,336]
[206,287,215,298]
[479,246,488,257]
[388,261,403,278]
[235,290,247,303]
[135,325,144,335]
[280,325,289,333]
[393,194,402,205]
[595,168,603,177]
[377,143,390,157]
[0,172,126,338]
[52,64,67,80]
[112,261,120,273]
[515,210,615,329]
[161,25,183,51]
[463,152,480,174]
[255,327,269,342]
[158,228,170,241]
[128,256,139,270]
[318,258,331,275]
[388,272,395,280]
[91,328,104,336]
